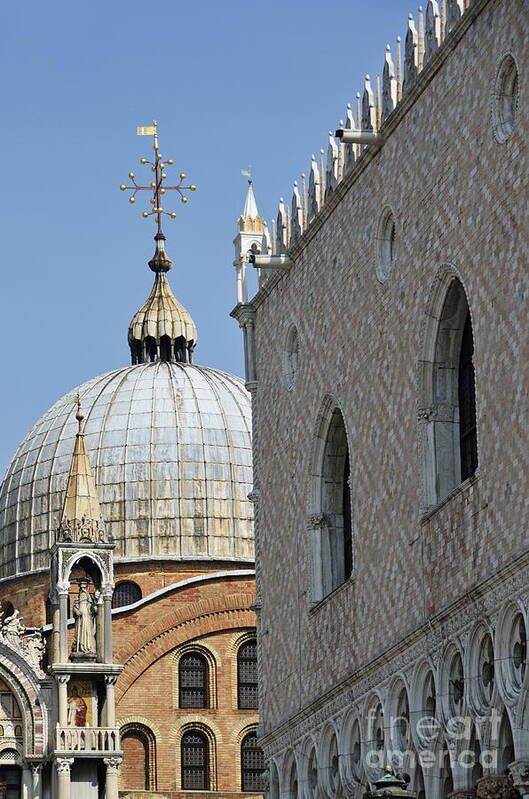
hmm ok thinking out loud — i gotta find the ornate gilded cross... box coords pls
[120,120,196,235]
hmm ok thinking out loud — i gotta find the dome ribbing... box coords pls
[0,362,253,578]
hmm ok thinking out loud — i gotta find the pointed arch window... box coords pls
[310,403,353,601]
[237,639,258,709]
[458,312,478,481]
[181,730,209,790]
[420,275,479,508]
[241,731,265,791]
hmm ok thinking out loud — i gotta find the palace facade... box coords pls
[232,2,529,799]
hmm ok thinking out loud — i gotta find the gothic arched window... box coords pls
[238,639,258,709]
[310,402,353,601]
[241,731,265,791]
[181,730,209,790]
[458,311,478,481]
[420,274,478,508]
[112,581,142,609]
[179,652,209,709]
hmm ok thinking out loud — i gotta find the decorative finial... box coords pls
[75,394,84,433]
[120,121,197,237]
[241,166,253,185]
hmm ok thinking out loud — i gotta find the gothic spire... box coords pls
[57,397,106,544]
[242,181,259,220]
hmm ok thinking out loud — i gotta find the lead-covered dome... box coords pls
[0,362,253,578]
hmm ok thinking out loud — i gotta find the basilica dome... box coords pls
[0,361,253,578]
[0,224,254,579]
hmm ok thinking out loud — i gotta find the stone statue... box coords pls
[22,633,46,673]
[72,580,97,657]
[1,610,25,650]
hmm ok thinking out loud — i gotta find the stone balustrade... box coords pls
[55,725,120,754]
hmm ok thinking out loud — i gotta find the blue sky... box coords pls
[1,0,413,471]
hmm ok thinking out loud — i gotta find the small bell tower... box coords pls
[233,179,268,304]
[48,397,122,799]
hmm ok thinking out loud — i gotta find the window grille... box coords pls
[458,312,478,482]
[181,730,209,790]
[179,653,208,708]
[241,732,265,791]
[112,581,142,609]
[238,640,258,709]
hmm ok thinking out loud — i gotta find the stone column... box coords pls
[96,593,104,661]
[31,763,42,799]
[245,319,256,383]
[57,675,70,727]
[56,758,74,799]
[103,675,117,727]
[509,762,529,799]
[103,586,113,663]
[21,764,32,799]
[104,757,122,799]
[237,307,256,385]
[51,598,60,664]
[236,262,248,305]
[58,589,69,662]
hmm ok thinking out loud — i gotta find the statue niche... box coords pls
[72,580,97,660]
[69,559,101,662]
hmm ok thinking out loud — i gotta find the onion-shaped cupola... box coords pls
[128,232,198,365]
[121,121,198,365]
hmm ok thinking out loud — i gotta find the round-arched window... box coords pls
[493,54,519,143]
[181,730,209,790]
[241,731,265,791]
[179,652,209,708]
[376,208,396,282]
[238,639,258,709]
[112,581,142,609]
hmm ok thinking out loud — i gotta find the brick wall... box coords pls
[0,564,260,794]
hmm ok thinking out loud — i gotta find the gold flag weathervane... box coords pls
[120,120,196,235]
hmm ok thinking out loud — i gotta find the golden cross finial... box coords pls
[120,121,197,235]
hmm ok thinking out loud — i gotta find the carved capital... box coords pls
[308,514,326,528]
[102,584,115,600]
[449,791,476,799]
[104,674,118,687]
[103,757,122,772]
[235,304,256,328]
[55,757,74,774]
[418,405,437,421]
[476,775,521,799]
[57,674,71,685]
[509,762,529,796]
